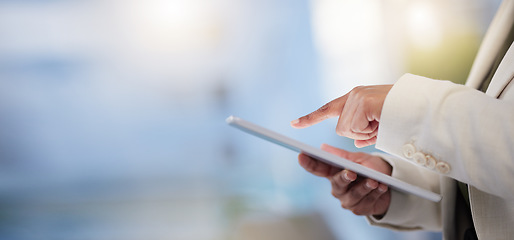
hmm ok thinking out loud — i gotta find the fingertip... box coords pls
[378,184,388,193]
[320,143,333,150]
[291,116,313,129]
[298,153,309,166]
[290,118,301,128]
[343,170,357,181]
[354,139,373,148]
[354,140,364,148]
[365,179,379,189]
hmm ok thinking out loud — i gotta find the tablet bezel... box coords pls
[226,115,442,202]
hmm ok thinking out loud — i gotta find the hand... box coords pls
[299,144,392,216]
[291,85,393,147]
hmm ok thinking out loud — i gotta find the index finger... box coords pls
[290,94,348,129]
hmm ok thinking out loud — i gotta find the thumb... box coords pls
[320,143,359,162]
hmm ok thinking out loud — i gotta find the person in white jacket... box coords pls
[290,0,514,239]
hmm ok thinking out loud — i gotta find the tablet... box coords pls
[226,115,442,202]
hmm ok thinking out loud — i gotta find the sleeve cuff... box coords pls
[366,153,442,231]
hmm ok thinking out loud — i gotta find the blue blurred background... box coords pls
[0,0,501,239]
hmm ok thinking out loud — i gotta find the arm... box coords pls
[377,74,514,199]
[292,74,514,199]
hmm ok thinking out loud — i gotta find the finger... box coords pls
[351,101,375,134]
[337,115,378,140]
[377,183,389,194]
[354,183,389,208]
[354,135,378,148]
[336,92,359,137]
[336,99,378,140]
[350,119,378,135]
[339,178,378,209]
[374,185,392,215]
[330,169,357,197]
[291,95,348,129]
[350,183,388,215]
[298,153,340,177]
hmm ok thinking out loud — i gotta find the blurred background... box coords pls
[0,0,502,239]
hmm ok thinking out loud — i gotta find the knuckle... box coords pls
[352,85,363,92]
[336,126,352,137]
[344,129,353,136]
[304,158,315,171]
[331,175,342,185]
[331,189,340,198]
[335,127,343,136]
[351,86,365,95]
[362,194,377,203]
[350,186,367,199]
[317,103,331,113]
[352,208,366,216]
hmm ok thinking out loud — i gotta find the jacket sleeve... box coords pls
[366,153,442,231]
[375,73,514,200]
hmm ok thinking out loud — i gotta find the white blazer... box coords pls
[366,0,514,239]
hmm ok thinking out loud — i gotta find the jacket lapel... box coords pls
[465,0,514,91]
[485,42,514,98]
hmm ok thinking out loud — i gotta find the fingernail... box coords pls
[290,119,300,125]
[366,181,378,189]
[343,171,352,181]
[378,185,387,193]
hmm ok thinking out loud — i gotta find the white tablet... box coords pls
[226,115,442,202]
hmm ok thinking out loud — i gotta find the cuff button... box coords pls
[425,155,437,169]
[435,162,451,174]
[412,152,427,165]
[402,143,416,159]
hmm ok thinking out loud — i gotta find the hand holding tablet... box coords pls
[226,116,441,202]
[299,143,393,216]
